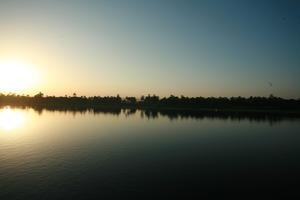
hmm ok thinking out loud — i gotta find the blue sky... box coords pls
[0,0,299,97]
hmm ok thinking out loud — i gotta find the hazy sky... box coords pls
[0,0,299,97]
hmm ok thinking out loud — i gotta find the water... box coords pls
[0,107,300,198]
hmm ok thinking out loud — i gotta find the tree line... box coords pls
[1,92,300,110]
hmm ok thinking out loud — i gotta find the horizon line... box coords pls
[1,92,299,100]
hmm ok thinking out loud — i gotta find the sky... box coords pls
[0,0,299,98]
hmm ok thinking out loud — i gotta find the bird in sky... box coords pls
[268,82,273,87]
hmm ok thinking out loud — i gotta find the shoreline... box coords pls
[1,103,300,116]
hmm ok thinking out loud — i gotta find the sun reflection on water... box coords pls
[0,108,25,131]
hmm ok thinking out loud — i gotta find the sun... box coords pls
[0,60,39,93]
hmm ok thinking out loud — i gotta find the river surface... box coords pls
[0,107,300,198]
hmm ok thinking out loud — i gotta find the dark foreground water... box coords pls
[0,107,300,198]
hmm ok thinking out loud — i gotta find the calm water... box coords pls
[0,107,300,198]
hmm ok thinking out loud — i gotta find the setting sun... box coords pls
[0,60,39,93]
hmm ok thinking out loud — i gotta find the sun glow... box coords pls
[0,108,25,131]
[0,60,39,93]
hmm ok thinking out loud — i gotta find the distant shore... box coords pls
[1,93,300,116]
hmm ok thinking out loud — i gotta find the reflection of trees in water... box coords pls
[141,110,159,119]
[138,109,300,125]
[123,108,137,117]
[1,104,299,124]
[155,109,300,125]
[2,105,296,125]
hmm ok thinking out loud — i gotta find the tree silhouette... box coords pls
[34,92,44,98]
[0,92,299,113]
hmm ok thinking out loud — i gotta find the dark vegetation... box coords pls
[1,92,300,121]
[1,92,300,111]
